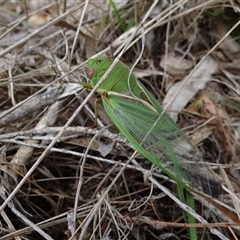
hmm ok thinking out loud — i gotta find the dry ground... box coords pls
[0,1,240,239]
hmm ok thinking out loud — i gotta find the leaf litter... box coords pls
[0,0,240,239]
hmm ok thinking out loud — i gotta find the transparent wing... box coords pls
[102,94,221,196]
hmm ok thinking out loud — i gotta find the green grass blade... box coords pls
[108,0,126,31]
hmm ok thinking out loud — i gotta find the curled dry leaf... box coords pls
[160,53,194,75]
[162,56,218,122]
[202,95,227,118]
[191,127,212,145]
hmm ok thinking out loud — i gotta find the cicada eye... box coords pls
[97,59,102,65]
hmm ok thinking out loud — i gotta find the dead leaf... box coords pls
[202,96,227,118]
[163,56,218,122]
[160,53,193,74]
[28,13,52,26]
[191,127,213,145]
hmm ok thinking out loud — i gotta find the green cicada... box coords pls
[87,56,221,197]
